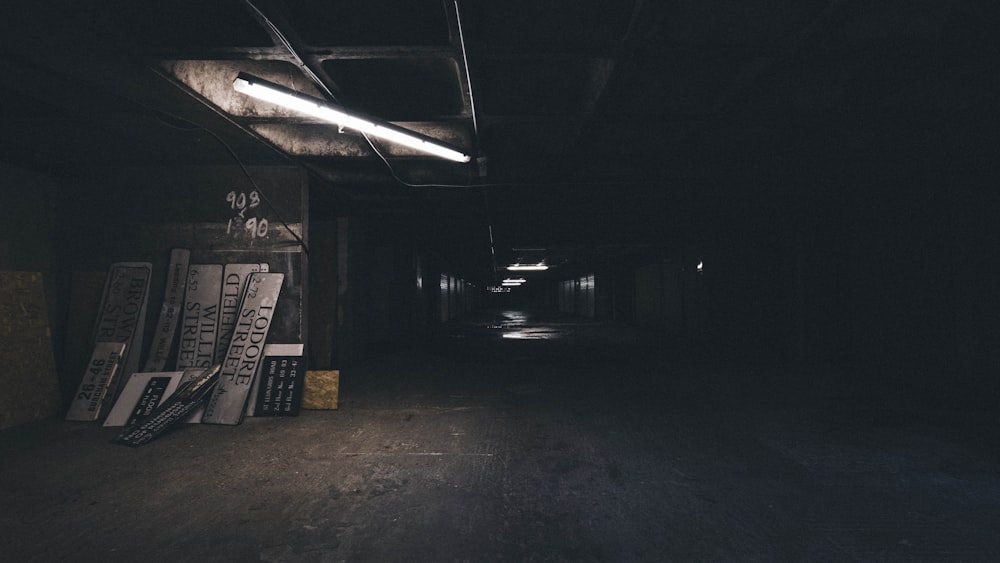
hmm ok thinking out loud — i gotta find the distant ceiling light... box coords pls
[507,264,548,271]
[696,261,704,273]
[503,278,526,283]
[501,281,523,286]
[233,73,471,163]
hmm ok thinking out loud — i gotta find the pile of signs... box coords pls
[67,249,305,446]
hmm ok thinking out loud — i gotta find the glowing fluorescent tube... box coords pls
[233,73,471,163]
[506,264,548,271]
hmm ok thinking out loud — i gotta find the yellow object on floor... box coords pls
[302,370,339,410]
[0,271,61,430]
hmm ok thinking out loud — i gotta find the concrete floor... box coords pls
[2,309,1000,562]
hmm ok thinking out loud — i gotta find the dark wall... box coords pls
[307,220,338,370]
[800,160,999,402]
[0,163,65,418]
[329,213,475,366]
[603,153,999,404]
[0,162,60,327]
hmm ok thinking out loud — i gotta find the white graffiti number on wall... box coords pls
[226,190,269,239]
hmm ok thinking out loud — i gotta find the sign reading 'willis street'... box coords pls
[175,264,222,370]
[202,272,284,425]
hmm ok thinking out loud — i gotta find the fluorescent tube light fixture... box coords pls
[507,264,548,271]
[232,72,471,163]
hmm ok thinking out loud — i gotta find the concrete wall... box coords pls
[613,165,1000,404]
[799,165,1000,403]
[633,262,683,334]
[307,220,339,370]
[558,274,596,318]
[438,273,474,322]
[0,162,60,328]
[0,163,64,425]
[328,215,475,366]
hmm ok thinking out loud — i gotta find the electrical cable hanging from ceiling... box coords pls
[484,189,500,287]
[236,1,683,191]
[454,0,479,141]
[243,0,336,102]
[243,0,470,187]
[454,0,499,285]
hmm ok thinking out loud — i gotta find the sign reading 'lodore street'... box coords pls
[202,272,284,425]
[215,263,268,363]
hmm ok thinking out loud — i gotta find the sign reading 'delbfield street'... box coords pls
[215,263,268,364]
[202,272,284,425]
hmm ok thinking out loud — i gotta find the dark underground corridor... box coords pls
[3,1,1000,561]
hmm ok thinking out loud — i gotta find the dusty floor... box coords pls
[2,309,1000,562]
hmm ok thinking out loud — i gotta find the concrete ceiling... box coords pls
[1,0,996,276]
